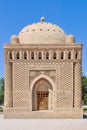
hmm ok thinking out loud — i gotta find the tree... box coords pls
[0,78,4,104]
[82,74,87,105]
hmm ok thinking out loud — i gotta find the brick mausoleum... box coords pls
[4,17,83,118]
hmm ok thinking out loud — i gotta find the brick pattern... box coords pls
[54,63,73,109]
[4,108,83,119]
[4,63,13,108]
[74,63,82,107]
[29,70,55,85]
[13,63,30,108]
[57,63,73,91]
[4,45,82,118]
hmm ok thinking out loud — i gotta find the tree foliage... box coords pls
[0,78,4,105]
[82,74,87,105]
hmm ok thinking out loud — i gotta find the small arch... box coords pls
[31,52,34,59]
[38,52,42,59]
[75,51,78,59]
[24,51,27,59]
[53,52,57,59]
[9,51,12,59]
[61,52,64,59]
[16,52,20,59]
[68,51,71,59]
[46,52,49,59]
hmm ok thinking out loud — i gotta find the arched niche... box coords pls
[31,75,55,111]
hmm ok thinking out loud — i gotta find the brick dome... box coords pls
[18,18,66,44]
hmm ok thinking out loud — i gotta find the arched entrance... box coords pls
[32,78,52,111]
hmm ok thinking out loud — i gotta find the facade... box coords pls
[4,17,83,118]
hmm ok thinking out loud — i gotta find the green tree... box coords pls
[82,75,87,105]
[0,78,4,104]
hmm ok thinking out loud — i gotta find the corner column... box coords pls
[4,62,13,108]
[74,63,82,107]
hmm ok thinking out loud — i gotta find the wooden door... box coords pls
[37,91,48,110]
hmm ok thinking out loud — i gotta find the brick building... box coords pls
[4,17,83,118]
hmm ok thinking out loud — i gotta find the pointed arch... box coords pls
[31,74,54,111]
[30,74,55,92]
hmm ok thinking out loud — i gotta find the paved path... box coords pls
[0,114,87,130]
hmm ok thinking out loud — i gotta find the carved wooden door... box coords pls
[37,91,48,110]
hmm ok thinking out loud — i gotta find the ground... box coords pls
[0,114,87,130]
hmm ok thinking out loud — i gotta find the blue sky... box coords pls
[0,0,87,78]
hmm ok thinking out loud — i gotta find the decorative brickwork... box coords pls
[4,18,83,118]
[4,63,13,108]
[54,63,73,110]
[74,63,82,107]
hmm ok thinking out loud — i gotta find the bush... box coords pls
[0,78,4,105]
[0,91,4,104]
[0,107,3,112]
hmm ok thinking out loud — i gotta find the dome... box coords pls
[10,35,20,44]
[18,18,67,44]
[65,35,75,44]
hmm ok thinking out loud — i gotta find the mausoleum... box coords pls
[4,17,83,118]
